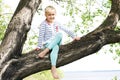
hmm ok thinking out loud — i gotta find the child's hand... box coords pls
[73,37,81,41]
[35,47,40,51]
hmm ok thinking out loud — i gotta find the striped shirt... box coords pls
[37,20,76,48]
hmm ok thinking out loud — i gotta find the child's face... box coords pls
[45,9,56,23]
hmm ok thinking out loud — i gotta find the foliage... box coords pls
[109,43,120,64]
[0,0,12,43]
[22,29,38,53]
[112,76,118,80]
[60,0,120,63]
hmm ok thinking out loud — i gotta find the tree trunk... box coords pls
[0,0,120,80]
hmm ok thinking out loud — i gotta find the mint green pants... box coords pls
[45,33,62,66]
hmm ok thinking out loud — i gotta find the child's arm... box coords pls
[59,24,81,41]
[36,24,45,50]
[60,26,75,38]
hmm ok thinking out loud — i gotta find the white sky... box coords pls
[3,0,120,72]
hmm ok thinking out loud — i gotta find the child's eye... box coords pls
[48,14,55,16]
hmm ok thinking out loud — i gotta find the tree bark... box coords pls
[0,0,120,80]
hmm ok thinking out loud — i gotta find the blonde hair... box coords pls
[45,6,56,13]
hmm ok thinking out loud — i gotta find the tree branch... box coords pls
[0,0,42,65]
[1,28,120,80]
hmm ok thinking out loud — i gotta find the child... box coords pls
[36,5,80,79]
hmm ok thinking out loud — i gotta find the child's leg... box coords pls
[38,33,62,58]
[47,32,62,49]
[51,65,59,79]
[50,45,59,79]
[50,45,59,66]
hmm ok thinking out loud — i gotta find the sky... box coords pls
[2,0,120,72]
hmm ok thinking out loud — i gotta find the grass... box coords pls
[23,69,64,80]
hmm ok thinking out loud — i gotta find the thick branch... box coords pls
[1,29,120,80]
[0,0,41,65]
[89,0,120,35]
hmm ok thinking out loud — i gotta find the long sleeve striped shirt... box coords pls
[37,20,76,49]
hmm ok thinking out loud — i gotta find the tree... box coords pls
[0,0,120,80]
